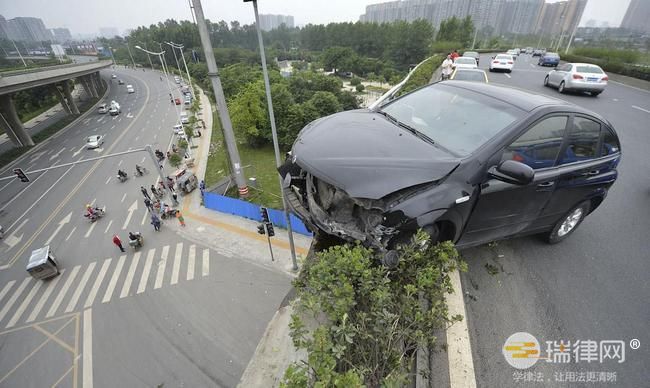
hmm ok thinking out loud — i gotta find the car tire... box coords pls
[591,91,602,96]
[544,201,590,244]
[489,68,493,72]
[544,75,549,87]
[507,69,512,73]
[558,81,566,93]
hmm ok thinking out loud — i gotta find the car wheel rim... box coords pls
[557,207,583,237]
[559,83,564,92]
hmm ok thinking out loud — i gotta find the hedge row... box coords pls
[397,55,445,97]
[562,53,650,82]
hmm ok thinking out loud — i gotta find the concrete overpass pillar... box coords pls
[80,75,98,99]
[94,72,105,94]
[62,81,80,115]
[52,84,72,115]
[0,94,35,146]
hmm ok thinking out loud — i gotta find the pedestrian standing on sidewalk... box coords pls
[140,186,151,200]
[176,210,186,227]
[144,198,153,212]
[112,234,125,252]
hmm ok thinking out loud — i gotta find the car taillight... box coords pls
[602,76,608,81]
[493,60,499,64]
[572,74,584,80]
[508,61,513,64]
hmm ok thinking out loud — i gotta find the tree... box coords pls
[230,81,268,146]
[308,91,342,118]
[355,84,365,93]
[169,153,182,168]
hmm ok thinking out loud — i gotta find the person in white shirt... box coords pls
[441,54,455,80]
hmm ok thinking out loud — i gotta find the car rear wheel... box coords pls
[558,81,566,93]
[590,91,602,96]
[544,201,590,244]
[507,69,512,73]
[544,75,549,86]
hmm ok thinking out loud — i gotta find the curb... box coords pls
[1,79,111,175]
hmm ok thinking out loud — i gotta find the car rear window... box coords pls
[464,52,478,57]
[380,84,523,156]
[453,71,486,82]
[576,66,603,74]
[456,58,475,64]
[496,55,511,60]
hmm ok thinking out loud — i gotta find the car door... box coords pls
[458,115,569,246]
[529,115,621,230]
[549,64,566,85]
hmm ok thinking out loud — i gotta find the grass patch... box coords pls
[0,97,99,169]
[18,99,59,123]
[205,109,283,209]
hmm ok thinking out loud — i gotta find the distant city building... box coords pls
[99,27,120,38]
[360,0,586,36]
[258,14,295,31]
[620,0,650,33]
[2,16,52,42]
[51,27,72,43]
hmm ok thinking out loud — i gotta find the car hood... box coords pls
[292,110,460,199]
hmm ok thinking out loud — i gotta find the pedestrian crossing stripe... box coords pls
[0,244,210,328]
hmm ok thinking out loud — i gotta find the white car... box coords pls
[86,135,105,149]
[180,112,189,124]
[453,56,478,69]
[173,124,184,135]
[489,54,514,73]
[126,85,134,93]
[174,76,181,84]
[111,74,117,79]
[98,103,108,114]
[544,63,608,96]
[506,49,518,59]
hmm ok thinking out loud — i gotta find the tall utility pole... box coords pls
[167,41,194,96]
[125,38,137,68]
[191,0,248,197]
[246,0,298,270]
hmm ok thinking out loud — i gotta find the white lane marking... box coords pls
[46,266,80,317]
[446,269,477,388]
[110,125,116,130]
[85,221,96,238]
[44,211,72,246]
[49,147,66,161]
[3,218,28,249]
[118,159,123,166]
[26,269,65,322]
[141,157,146,163]
[120,252,141,298]
[137,249,155,294]
[187,245,195,281]
[105,176,111,185]
[65,262,96,312]
[154,245,169,289]
[102,255,126,303]
[0,178,15,194]
[0,278,31,322]
[65,226,76,241]
[140,209,148,226]
[0,281,16,306]
[171,242,182,285]
[72,145,85,157]
[122,200,138,230]
[0,170,48,212]
[504,73,511,78]
[530,63,535,68]
[153,134,157,140]
[104,220,113,234]
[121,193,127,203]
[610,80,650,94]
[202,249,209,277]
[632,105,650,114]
[6,280,42,327]
[83,308,94,388]
[135,136,139,141]
[84,259,111,308]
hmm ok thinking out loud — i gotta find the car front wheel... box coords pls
[558,81,566,93]
[545,201,590,244]
[544,75,549,86]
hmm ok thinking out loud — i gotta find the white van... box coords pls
[180,112,189,124]
[127,85,135,93]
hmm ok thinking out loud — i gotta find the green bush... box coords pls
[397,55,444,97]
[282,231,465,387]
[169,153,182,168]
[572,47,640,64]
[355,84,365,93]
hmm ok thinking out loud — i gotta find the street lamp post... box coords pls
[138,42,154,69]
[124,38,137,68]
[245,0,298,271]
[108,46,116,65]
[166,41,193,96]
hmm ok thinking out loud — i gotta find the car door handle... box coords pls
[580,170,600,176]
[537,181,555,188]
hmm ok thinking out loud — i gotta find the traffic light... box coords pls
[260,207,270,223]
[257,224,266,235]
[13,168,29,183]
[266,222,275,237]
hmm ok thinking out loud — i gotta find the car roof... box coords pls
[438,81,572,112]
[566,63,604,68]
[27,246,49,268]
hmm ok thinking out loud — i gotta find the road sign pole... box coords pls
[265,223,275,262]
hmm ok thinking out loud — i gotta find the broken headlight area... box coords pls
[280,166,399,250]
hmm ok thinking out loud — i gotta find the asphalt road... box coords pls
[0,68,291,387]
[460,53,649,387]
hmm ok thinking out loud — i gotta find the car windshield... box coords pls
[87,137,97,142]
[455,58,475,65]
[546,53,559,58]
[379,84,522,156]
[496,55,511,60]
[576,65,603,74]
[453,71,486,82]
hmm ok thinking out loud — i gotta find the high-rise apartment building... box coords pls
[51,27,72,43]
[534,0,586,36]
[4,16,52,42]
[258,14,295,31]
[620,0,650,33]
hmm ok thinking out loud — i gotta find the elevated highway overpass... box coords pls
[0,60,112,146]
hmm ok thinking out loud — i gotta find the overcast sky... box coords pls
[0,0,632,36]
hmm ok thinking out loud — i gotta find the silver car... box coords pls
[544,63,608,96]
[86,135,105,149]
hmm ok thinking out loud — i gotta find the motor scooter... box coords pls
[84,207,106,222]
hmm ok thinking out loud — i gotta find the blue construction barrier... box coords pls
[203,192,312,236]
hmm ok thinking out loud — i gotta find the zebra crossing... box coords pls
[0,243,210,329]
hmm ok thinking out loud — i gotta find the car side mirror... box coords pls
[489,160,534,185]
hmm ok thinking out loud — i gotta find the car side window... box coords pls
[559,117,601,165]
[601,127,620,156]
[501,116,568,169]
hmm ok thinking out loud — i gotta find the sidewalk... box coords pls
[166,86,313,278]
